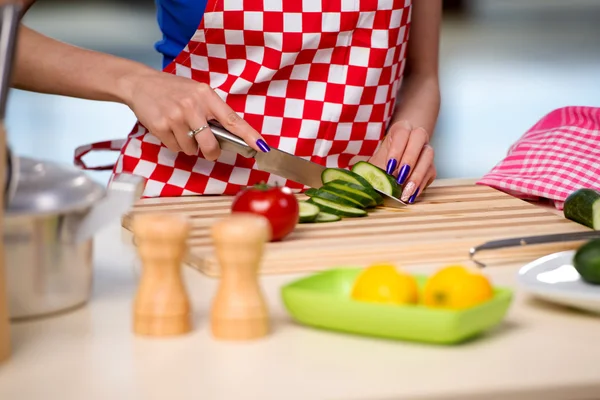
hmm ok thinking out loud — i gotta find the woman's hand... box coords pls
[124,70,270,160]
[368,120,436,203]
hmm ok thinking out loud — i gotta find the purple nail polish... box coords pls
[397,164,410,185]
[408,188,420,204]
[256,139,270,152]
[386,158,397,175]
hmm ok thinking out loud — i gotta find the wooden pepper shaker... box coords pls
[132,213,192,336]
[210,213,272,340]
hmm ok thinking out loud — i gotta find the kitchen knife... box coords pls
[469,230,600,267]
[208,121,407,208]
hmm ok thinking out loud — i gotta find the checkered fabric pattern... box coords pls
[477,106,600,210]
[75,0,413,197]
[74,139,126,170]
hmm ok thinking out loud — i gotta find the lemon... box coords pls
[422,265,493,309]
[350,264,419,305]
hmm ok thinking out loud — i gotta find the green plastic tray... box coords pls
[281,267,514,345]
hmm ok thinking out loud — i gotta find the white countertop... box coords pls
[1,219,600,400]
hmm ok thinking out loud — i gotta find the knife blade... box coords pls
[209,121,325,188]
[208,121,407,207]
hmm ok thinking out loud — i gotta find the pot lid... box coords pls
[7,157,106,216]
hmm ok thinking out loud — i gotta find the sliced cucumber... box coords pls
[308,197,367,217]
[321,168,374,190]
[324,179,382,206]
[564,188,600,230]
[314,212,341,223]
[304,188,319,197]
[351,161,400,197]
[320,185,373,208]
[312,188,366,209]
[299,201,320,223]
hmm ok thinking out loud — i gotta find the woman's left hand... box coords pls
[368,120,436,203]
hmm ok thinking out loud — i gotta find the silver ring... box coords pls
[187,125,209,138]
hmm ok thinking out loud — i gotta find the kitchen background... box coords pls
[6,0,600,186]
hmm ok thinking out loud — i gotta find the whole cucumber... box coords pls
[573,238,600,284]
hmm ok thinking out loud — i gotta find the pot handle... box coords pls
[73,173,145,244]
[4,144,18,209]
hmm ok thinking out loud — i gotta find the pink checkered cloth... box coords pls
[477,106,600,210]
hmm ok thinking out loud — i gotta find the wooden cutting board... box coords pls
[121,182,591,277]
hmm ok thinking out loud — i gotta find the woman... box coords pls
[14,0,441,202]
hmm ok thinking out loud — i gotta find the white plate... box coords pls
[517,250,600,314]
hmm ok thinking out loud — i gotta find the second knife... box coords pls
[469,230,600,267]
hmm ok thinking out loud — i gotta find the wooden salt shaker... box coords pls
[132,213,192,336]
[210,213,272,340]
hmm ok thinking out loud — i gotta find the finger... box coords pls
[423,165,437,189]
[366,120,410,171]
[408,165,437,204]
[172,120,201,156]
[190,117,221,161]
[173,91,219,157]
[382,120,412,176]
[400,144,434,203]
[206,90,270,153]
[149,123,182,153]
[396,127,429,186]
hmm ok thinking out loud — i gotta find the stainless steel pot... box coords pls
[0,1,144,320]
[4,157,144,320]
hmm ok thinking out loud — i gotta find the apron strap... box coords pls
[74,139,126,171]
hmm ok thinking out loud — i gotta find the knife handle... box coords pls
[208,120,257,158]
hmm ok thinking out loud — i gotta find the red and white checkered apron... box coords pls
[74,0,413,197]
[477,106,600,210]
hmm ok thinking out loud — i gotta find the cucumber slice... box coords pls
[312,188,366,209]
[299,201,320,223]
[320,185,373,208]
[314,212,341,223]
[324,179,382,207]
[304,188,319,197]
[351,161,400,197]
[564,188,600,230]
[308,197,367,217]
[321,168,375,190]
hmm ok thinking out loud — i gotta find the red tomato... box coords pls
[231,183,299,241]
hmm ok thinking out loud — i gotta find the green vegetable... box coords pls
[300,165,394,224]
[312,188,366,209]
[323,179,382,206]
[351,161,401,197]
[314,212,341,223]
[573,239,600,284]
[564,188,600,230]
[304,188,319,197]
[319,184,374,208]
[298,201,320,223]
[308,197,367,217]
[321,168,374,191]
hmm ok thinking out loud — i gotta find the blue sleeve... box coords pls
[154,0,209,69]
